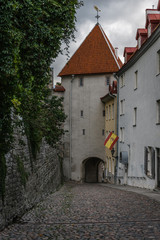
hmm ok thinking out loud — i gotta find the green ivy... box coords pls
[0,0,83,199]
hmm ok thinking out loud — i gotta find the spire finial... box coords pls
[94,6,101,24]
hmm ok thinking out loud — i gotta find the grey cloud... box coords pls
[54,0,158,82]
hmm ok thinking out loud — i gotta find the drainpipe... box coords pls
[113,73,119,184]
[69,74,74,180]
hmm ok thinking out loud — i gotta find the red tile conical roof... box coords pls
[58,24,122,77]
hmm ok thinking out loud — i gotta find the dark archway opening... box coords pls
[83,157,104,183]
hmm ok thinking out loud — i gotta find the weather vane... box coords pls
[94,5,101,24]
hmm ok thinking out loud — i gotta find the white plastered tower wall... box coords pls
[58,24,122,182]
[62,74,116,181]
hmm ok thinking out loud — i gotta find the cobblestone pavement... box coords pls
[0,182,160,239]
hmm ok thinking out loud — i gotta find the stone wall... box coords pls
[0,132,62,230]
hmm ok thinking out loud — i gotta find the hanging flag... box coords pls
[104,132,119,150]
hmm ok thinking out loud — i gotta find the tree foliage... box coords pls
[0,0,82,198]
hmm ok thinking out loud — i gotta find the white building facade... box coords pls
[116,2,160,189]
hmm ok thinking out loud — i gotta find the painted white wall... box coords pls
[118,37,160,189]
[62,74,115,181]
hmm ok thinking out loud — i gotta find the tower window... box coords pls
[81,110,83,117]
[106,76,110,85]
[79,77,83,86]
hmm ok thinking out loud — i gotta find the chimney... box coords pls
[115,47,118,58]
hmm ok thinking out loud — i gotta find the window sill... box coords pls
[146,174,155,180]
[156,73,160,77]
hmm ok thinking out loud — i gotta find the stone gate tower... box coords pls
[58,23,122,182]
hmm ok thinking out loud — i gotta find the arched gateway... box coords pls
[82,158,104,183]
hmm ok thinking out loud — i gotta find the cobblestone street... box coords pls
[0,182,160,240]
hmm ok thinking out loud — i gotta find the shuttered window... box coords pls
[144,146,155,179]
[157,100,160,124]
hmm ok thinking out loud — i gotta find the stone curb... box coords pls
[99,183,160,202]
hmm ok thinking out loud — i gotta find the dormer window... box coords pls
[125,53,127,63]
[138,37,141,49]
[148,23,151,37]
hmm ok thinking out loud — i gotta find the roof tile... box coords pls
[58,24,122,77]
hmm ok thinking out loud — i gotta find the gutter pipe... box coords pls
[69,74,74,180]
[113,73,119,184]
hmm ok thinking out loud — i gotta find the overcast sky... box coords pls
[53,0,158,83]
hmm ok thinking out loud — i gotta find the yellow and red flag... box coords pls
[104,132,119,150]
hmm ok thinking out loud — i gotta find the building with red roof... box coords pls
[116,0,160,189]
[124,0,160,64]
[58,23,122,182]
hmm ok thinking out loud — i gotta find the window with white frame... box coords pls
[134,70,138,90]
[106,106,108,120]
[120,99,125,115]
[157,100,160,124]
[144,147,155,179]
[109,105,111,120]
[112,103,114,120]
[157,50,160,75]
[120,127,124,142]
[133,107,137,126]
[120,74,125,87]
[147,147,152,176]
[148,23,151,37]
[138,37,141,49]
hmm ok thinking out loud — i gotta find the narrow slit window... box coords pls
[81,110,83,117]
[79,77,83,86]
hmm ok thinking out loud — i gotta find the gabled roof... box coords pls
[146,14,160,28]
[123,47,137,57]
[136,29,147,40]
[53,85,65,92]
[101,93,116,104]
[58,24,122,77]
